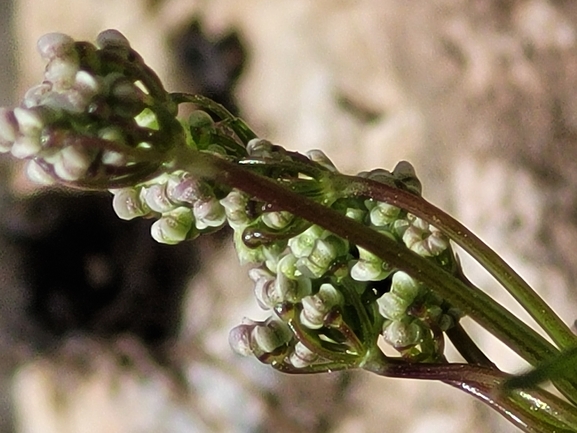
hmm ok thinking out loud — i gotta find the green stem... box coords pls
[362,352,577,433]
[170,93,258,144]
[343,175,577,351]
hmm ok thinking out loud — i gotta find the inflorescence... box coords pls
[0,30,460,372]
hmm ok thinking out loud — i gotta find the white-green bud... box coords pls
[305,149,337,172]
[193,197,226,230]
[220,190,250,230]
[390,271,421,301]
[246,138,274,158]
[288,225,324,258]
[369,201,400,227]
[112,188,149,220]
[252,318,292,353]
[261,211,294,230]
[345,207,366,223]
[350,246,393,281]
[300,283,343,329]
[289,342,319,368]
[150,207,195,245]
[277,253,298,279]
[45,57,79,90]
[382,319,422,349]
[13,107,45,135]
[143,183,174,213]
[377,292,411,320]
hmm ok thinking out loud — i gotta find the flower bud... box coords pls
[252,318,292,353]
[350,246,393,281]
[369,201,400,227]
[345,207,366,223]
[261,211,294,230]
[288,225,324,258]
[150,207,195,245]
[143,183,174,213]
[53,145,96,181]
[112,188,149,220]
[228,322,256,356]
[0,108,18,151]
[289,342,319,368]
[390,271,421,300]
[246,138,274,158]
[45,57,80,90]
[220,190,251,230]
[300,283,343,329]
[377,292,411,320]
[25,160,55,185]
[306,149,337,172]
[193,197,226,230]
[37,32,75,60]
[11,135,42,159]
[393,161,422,195]
[382,319,422,349]
[13,107,45,135]
[96,29,131,50]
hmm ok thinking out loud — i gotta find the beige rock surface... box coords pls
[6,0,577,432]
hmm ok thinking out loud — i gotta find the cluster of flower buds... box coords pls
[377,271,457,357]
[5,30,463,371]
[111,170,227,244]
[229,158,460,368]
[0,30,183,189]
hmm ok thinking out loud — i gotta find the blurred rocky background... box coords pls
[1,0,577,432]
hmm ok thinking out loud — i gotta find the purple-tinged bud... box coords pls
[11,136,42,159]
[52,145,96,181]
[220,190,250,230]
[229,322,256,356]
[193,197,226,230]
[289,342,318,368]
[25,160,55,185]
[45,58,80,90]
[0,108,18,150]
[143,183,174,213]
[22,83,52,108]
[166,173,210,204]
[37,33,75,60]
[96,29,131,50]
[13,107,45,135]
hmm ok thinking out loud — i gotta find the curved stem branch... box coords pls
[343,175,577,351]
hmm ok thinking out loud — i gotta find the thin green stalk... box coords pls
[343,175,577,351]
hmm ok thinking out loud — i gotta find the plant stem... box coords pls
[362,352,577,433]
[343,176,577,351]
